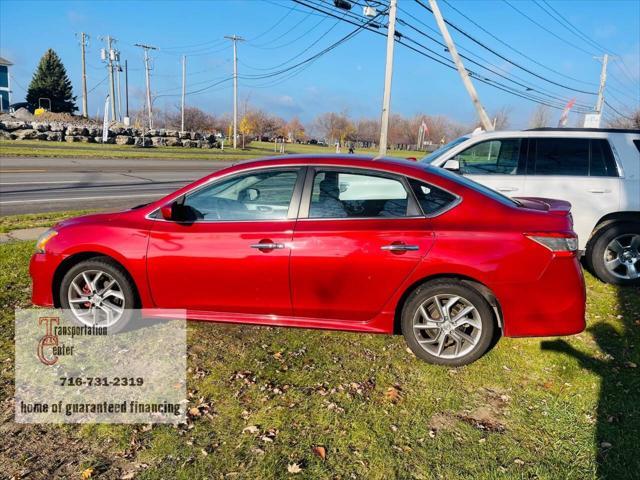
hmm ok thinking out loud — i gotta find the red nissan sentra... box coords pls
[30,155,586,366]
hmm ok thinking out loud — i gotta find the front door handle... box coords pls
[381,244,419,252]
[588,188,611,194]
[497,187,519,192]
[250,242,285,250]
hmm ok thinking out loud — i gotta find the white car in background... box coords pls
[422,127,640,285]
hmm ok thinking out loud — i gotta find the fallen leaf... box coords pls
[624,361,637,368]
[287,463,303,474]
[243,425,259,434]
[312,445,326,460]
[188,407,201,417]
[514,459,525,466]
[384,386,402,402]
[81,467,94,479]
[600,441,612,448]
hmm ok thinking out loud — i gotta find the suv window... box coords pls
[309,170,410,218]
[454,138,522,175]
[590,139,619,177]
[408,179,457,215]
[533,138,589,176]
[183,169,299,221]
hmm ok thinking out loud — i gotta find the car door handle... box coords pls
[588,188,611,194]
[497,187,519,192]
[250,242,284,250]
[381,244,420,251]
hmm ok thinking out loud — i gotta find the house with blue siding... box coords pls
[0,57,13,112]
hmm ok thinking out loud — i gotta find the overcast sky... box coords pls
[1,0,638,128]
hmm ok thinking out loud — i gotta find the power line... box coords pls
[604,100,636,121]
[87,75,108,94]
[415,0,598,96]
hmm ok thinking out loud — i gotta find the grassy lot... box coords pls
[0,140,425,161]
[0,210,97,233]
[0,212,638,479]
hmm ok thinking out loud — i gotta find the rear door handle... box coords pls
[381,244,419,251]
[250,242,284,249]
[588,189,611,193]
[497,187,519,192]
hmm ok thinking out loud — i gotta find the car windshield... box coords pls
[421,164,521,207]
[419,136,469,163]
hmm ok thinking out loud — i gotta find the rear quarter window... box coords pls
[589,139,619,177]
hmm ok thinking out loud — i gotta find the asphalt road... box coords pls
[0,156,235,215]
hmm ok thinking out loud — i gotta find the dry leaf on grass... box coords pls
[242,425,259,434]
[312,445,326,460]
[384,386,402,402]
[81,467,94,479]
[287,463,303,474]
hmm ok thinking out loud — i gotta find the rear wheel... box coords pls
[59,258,136,333]
[401,280,496,366]
[590,222,640,286]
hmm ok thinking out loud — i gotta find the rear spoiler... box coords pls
[514,197,572,216]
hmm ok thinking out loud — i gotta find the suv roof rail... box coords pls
[526,127,640,134]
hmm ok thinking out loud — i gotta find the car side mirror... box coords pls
[240,187,260,202]
[443,159,460,171]
[160,203,174,221]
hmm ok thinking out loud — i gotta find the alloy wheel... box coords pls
[67,269,126,328]
[412,294,482,359]
[604,234,640,280]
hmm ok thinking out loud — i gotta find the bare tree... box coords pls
[529,105,552,129]
[165,106,216,132]
[605,109,640,129]
[491,106,512,130]
[313,111,355,144]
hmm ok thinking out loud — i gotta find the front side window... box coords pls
[309,170,410,218]
[454,139,522,175]
[533,138,589,176]
[183,169,299,221]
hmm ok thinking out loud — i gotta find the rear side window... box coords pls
[590,139,618,177]
[408,179,457,215]
[533,138,589,176]
[633,139,640,153]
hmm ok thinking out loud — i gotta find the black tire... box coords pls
[401,280,496,366]
[589,222,640,286]
[59,257,137,333]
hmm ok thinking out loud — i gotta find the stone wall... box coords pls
[0,120,222,149]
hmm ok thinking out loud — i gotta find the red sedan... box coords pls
[30,156,586,366]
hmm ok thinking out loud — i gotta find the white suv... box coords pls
[422,128,640,285]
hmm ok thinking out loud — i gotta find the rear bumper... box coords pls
[496,255,586,337]
[29,253,61,307]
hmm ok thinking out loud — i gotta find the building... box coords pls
[0,56,13,112]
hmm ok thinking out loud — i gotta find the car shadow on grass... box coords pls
[541,282,640,480]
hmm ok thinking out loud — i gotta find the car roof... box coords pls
[235,154,423,171]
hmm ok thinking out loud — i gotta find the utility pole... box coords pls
[181,55,186,133]
[79,32,89,118]
[429,0,493,131]
[225,35,244,149]
[134,43,158,129]
[124,60,129,124]
[105,36,117,121]
[594,53,609,115]
[378,0,397,156]
[116,64,123,122]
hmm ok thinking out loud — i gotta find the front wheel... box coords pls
[589,222,640,286]
[401,281,496,366]
[59,257,136,333]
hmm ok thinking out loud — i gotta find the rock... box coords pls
[94,136,115,144]
[64,135,93,143]
[190,132,201,140]
[145,129,160,137]
[87,127,100,137]
[165,130,179,138]
[115,135,134,145]
[0,130,16,140]
[1,120,27,131]
[13,107,34,120]
[46,131,63,141]
[30,122,50,132]
[165,137,182,147]
[150,136,167,146]
[49,122,65,132]
[133,136,153,147]
[181,139,193,148]
[66,126,88,136]
[14,129,39,140]
[179,131,191,140]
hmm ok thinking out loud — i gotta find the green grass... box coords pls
[1,237,638,479]
[0,140,425,161]
[0,210,98,233]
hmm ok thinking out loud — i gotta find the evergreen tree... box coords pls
[26,49,77,113]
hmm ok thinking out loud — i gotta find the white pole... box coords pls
[181,55,186,133]
[429,0,493,131]
[594,53,608,115]
[378,0,398,157]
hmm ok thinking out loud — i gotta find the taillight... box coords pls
[525,232,578,257]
